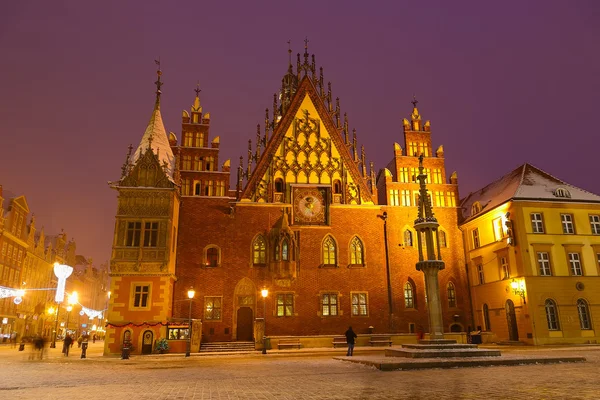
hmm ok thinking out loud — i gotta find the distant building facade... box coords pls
[460,164,600,345]
[105,50,471,354]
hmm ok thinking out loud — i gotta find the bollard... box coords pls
[121,341,131,360]
[18,342,25,351]
[81,342,88,359]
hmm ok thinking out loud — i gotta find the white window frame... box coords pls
[590,215,600,235]
[531,213,544,233]
[561,214,575,234]
[568,252,583,276]
[538,252,552,276]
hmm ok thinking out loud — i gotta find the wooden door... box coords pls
[141,330,153,354]
[505,300,519,341]
[236,307,253,341]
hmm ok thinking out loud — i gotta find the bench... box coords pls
[369,335,392,347]
[277,338,302,350]
[332,336,347,348]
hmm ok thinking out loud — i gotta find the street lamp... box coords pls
[65,305,73,336]
[48,306,59,348]
[378,211,393,327]
[186,288,195,357]
[261,288,268,355]
[511,279,526,304]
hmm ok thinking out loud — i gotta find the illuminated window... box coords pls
[133,285,149,308]
[404,282,415,308]
[433,169,442,184]
[447,282,456,307]
[568,253,583,276]
[321,293,338,316]
[411,168,419,182]
[446,192,456,207]
[182,178,190,196]
[472,229,480,249]
[143,222,159,247]
[194,132,204,147]
[205,181,213,196]
[349,237,364,265]
[404,230,413,247]
[182,155,191,170]
[281,239,289,261]
[401,190,411,206]
[493,217,505,241]
[351,292,368,316]
[399,168,409,183]
[531,213,544,233]
[322,236,337,265]
[590,215,600,235]
[389,190,399,206]
[561,214,575,234]
[545,299,560,330]
[577,299,592,330]
[408,142,418,156]
[205,156,215,171]
[537,252,552,276]
[204,297,222,320]
[125,222,142,247]
[500,256,509,280]
[167,327,189,340]
[477,264,484,285]
[184,132,193,147]
[206,247,219,267]
[252,235,266,265]
[277,294,294,317]
[418,142,429,156]
[435,192,445,207]
[216,181,226,196]
[471,202,482,215]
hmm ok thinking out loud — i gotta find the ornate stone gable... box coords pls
[241,77,372,205]
[120,148,174,189]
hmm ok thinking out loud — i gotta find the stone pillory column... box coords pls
[414,154,445,340]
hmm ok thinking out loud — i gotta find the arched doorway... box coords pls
[233,278,257,341]
[505,299,518,341]
[237,307,254,341]
[141,330,153,354]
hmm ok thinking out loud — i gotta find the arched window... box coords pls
[483,303,491,331]
[349,236,364,265]
[404,281,415,308]
[281,239,289,261]
[206,246,219,267]
[404,230,413,247]
[447,282,456,308]
[439,230,447,248]
[554,188,571,198]
[545,299,560,330]
[333,179,342,194]
[274,243,280,261]
[252,235,266,265]
[323,236,337,265]
[274,178,284,193]
[577,299,592,330]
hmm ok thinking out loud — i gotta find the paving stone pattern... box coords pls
[0,343,599,399]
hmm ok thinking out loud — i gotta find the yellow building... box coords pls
[460,163,600,345]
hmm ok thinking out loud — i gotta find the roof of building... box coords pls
[460,163,600,221]
[131,104,175,182]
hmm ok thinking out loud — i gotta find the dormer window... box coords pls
[554,188,571,198]
[471,202,482,215]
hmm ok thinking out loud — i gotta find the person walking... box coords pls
[344,326,357,357]
[63,334,73,356]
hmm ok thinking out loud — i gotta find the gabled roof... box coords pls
[240,76,373,203]
[131,104,175,182]
[460,163,600,221]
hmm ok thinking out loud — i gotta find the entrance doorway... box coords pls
[236,307,253,341]
[141,330,153,354]
[505,299,518,341]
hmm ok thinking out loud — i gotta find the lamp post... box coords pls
[186,288,195,357]
[378,211,393,328]
[65,305,73,337]
[261,288,268,354]
[49,306,59,348]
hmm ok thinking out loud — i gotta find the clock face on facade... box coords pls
[293,187,327,224]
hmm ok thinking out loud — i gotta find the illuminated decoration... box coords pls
[504,212,516,246]
[0,287,25,304]
[13,297,22,305]
[53,263,73,303]
[81,306,104,319]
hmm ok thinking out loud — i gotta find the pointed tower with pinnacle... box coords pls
[105,62,180,355]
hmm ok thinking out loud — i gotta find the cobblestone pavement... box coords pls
[1,343,599,399]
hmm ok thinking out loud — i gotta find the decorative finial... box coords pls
[154,58,163,108]
[194,81,201,98]
[304,37,309,53]
[287,40,292,66]
[411,94,418,109]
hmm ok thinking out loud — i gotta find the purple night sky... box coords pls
[1,1,598,265]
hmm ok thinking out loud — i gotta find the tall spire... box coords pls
[287,40,292,69]
[154,58,163,109]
